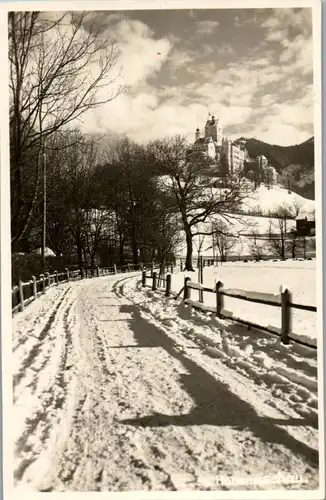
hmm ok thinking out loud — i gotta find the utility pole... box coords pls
[212,224,215,263]
[42,140,47,275]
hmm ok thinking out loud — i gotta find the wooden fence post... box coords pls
[152,271,157,291]
[281,287,291,344]
[65,268,69,282]
[55,270,59,285]
[19,280,24,311]
[142,271,146,287]
[216,281,224,318]
[127,263,131,272]
[198,256,204,303]
[113,264,117,274]
[140,262,144,271]
[45,272,50,288]
[151,261,154,276]
[97,266,100,277]
[32,276,37,299]
[40,274,45,294]
[184,276,191,300]
[165,274,171,297]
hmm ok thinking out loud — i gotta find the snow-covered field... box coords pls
[241,185,315,215]
[169,260,317,347]
[173,184,316,259]
[11,269,320,493]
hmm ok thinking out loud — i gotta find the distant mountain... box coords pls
[238,136,315,200]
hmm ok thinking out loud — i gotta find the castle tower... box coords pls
[205,113,212,139]
[210,115,218,142]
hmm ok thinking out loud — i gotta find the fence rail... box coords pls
[141,271,317,349]
[12,261,161,315]
[141,264,174,297]
[183,277,316,348]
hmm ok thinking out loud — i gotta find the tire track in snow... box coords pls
[13,274,319,491]
[12,284,70,352]
[50,277,198,491]
[14,292,76,484]
[13,287,71,393]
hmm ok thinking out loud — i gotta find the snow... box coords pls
[12,269,320,493]
[222,288,279,303]
[173,184,315,259]
[241,185,315,216]
[170,260,317,346]
[33,246,56,257]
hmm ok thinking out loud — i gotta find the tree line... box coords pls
[9,11,254,279]
[12,11,309,283]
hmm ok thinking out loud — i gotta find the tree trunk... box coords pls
[185,228,194,271]
[119,239,125,266]
[158,256,166,287]
[132,237,139,265]
[75,232,84,274]
[90,252,96,276]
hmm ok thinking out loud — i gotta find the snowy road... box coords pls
[13,273,319,492]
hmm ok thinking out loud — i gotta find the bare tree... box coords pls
[264,166,275,190]
[267,205,292,259]
[83,209,114,273]
[212,220,237,263]
[9,11,123,244]
[96,137,167,266]
[50,130,105,273]
[148,206,182,285]
[248,239,265,261]
[150,135,251,271]
[245,227,265,261]
[286,228,299,259]
[291,198,304,218]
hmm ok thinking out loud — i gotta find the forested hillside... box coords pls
[239,137,315,199]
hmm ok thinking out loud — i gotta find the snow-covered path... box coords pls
[13,274,319,492]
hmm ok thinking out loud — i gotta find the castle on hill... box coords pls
[191,113,277,183]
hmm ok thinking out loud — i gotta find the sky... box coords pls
[77,8,314,147]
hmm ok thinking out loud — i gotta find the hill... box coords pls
[175,185,315,259]
[241,185,315,216]
[238,136,315,200]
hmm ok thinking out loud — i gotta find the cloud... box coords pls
[262,8,313,78]
[167,48,193,71]
[195,20,219,35]
[253,122,312,146]
[262,8,312,37]
[78,9,313,148]
[110,19,173,87]
[279,34,313,76]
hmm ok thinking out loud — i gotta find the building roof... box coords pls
[295,213,315,222]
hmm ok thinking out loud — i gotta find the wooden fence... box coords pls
[183,277,317,349]
[141,271,317,350]
[141,262,175,297]
[179,258,216,272]
[12,261,160,315]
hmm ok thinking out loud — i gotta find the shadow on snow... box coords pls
[117,304,319,468]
